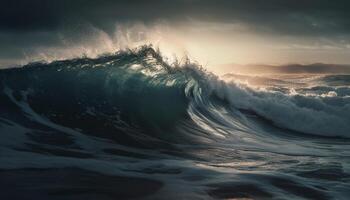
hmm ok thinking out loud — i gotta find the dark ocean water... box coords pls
[0,47,349,199]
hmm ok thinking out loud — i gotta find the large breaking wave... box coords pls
[2,46,350,139]
[1,46,350,199]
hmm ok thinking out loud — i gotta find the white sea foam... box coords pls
[205,75,350,137]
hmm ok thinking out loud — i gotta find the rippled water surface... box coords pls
[1,47,349,199]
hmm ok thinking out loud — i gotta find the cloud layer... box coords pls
[1,0,350,68]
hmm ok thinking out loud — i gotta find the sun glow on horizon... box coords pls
[15,21,350,76]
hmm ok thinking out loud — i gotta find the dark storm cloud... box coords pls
[1,0,350,67]
[1,0,350,35]
[0,0,59,31]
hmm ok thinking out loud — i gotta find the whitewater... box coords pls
[0,46,349,199]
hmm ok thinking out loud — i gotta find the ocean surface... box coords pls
[0,46,349,199]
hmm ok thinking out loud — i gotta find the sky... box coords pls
[1,0,350,74]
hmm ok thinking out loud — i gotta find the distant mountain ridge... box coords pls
[219,63,350,74]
